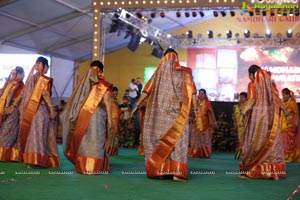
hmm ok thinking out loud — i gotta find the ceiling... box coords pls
[0,0,226,62]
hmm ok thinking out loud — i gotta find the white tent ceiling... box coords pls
[0,0,227,62]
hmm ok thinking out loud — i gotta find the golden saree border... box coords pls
[20,76,51,152]
[242,70,281,169]
[240,163,286,179]
[66,82,109,164]
[0,147,22,162]
[145,67,193,178]
[0,82,15,123]
[188,147,211,158]
[147,160,188,179]
[75,156,110,174]
[23,152,60,168]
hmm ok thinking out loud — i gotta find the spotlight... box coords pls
[160,12,165,18]
[265,29,272,38]
[270,9,275,16]
[244,29,250,38]
[255,8,260,15]
[221,11,226,17]
[283,9,288,16]
[192,11,197,17]
[226,30,232,38]
[213,11,218,17]
[249,11,254,16]
[262,10,266,16]
[207,30,213,38]
[136,12,143,18]
[199,11,205,17]
[114,13,119,18]
[289,9,294,16]
[150,12,155,18]
[286,29,293,38]
[186,30,193,38]
[185,12,190,17]
[230,11,235,17]
[176,11,181,17]
[295,9,300,16]
[277,9,282,16]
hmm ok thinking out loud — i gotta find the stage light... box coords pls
[249,11,254,16]
[186,30,193,38]
[255,8,260,15]
[150,12,156,18]
[114,13,119,18]
[176,11,181,17]
[226,30,232,38]
[221,11,226,17]
[160,12,165,18]
[192,11,197,17]
[289,9,294,16]
[213,11,218,17]
[286,29,293,38]
[277,9,282,16]
[136,12,143,18]
[270,9,275,16]
[283,9,288,16]
[265,29,272,38]
[295,9,299,16]
[244,29,250,38]
[185,12,190,17]
[230,11,235,17]
[207,30,213,38]
[262,10,266,16]
[199,11,205,17]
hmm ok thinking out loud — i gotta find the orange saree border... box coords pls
[75,156,109,174]
[66,82,109,164]
[20,76,51,152]
[145,67,193,179]
[0,147,22,162]
[23,152,60,168]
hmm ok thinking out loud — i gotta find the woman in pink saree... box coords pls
[239,64,286,180]
[280,88,300,162]
[0,67,24,162]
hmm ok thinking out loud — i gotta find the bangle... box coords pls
[192,108,198,112]
[136,104,141,109]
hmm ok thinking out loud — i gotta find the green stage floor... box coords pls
[0,146,299,200]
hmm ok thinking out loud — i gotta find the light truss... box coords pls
[116,8,176,47]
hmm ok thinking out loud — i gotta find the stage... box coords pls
[0,146,299,200]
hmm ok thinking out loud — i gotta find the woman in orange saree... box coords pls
[0,67,24,162]
[280,88,300,162]
[132,49,197,181]
[60,61,112,174]
[106,86,121,156]
[188,88,217,158]
[239,65,286,180]
[20,57,60,168]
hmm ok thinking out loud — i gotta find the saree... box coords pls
[280,97,300,162]
[233,103,246,159]
[0,80,24,162]
[20,71,60,168]
[142,52,196,180]
[106,93,121,156]
[60,68,112,174]
[240,69,286,179]
[188,98,216,158]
